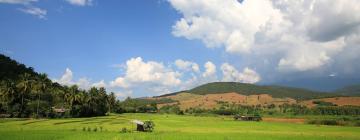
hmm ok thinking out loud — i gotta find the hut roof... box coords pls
[131,120,144,125]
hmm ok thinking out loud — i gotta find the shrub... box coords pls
[307,119,338,126]
[354,121,360,127]
[120,127,129,133]
[143,121,155,132]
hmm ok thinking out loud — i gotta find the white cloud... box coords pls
[169,0,360,73]
[92,80,106,88]
[0,0,36,4]
[114,90,133,100]
[175,59,200,72]
[221,63,261,84]
[53,68,104,90]
[55,68,73,85]
[65,0,92,6]
[0,0,47,19]
[18,7,47,19]
[110,57,182,88]
[202,61,216,78]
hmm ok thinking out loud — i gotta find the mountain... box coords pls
[154,82,360,110]
[335,84,360,96]
[164,82,336,100]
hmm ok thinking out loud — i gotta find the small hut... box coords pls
[234,114,262,121]
[51,107,68,117]
[131,120,145,131]
[131,120,155,132]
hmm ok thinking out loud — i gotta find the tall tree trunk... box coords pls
[36,93,40,118]
[108,105,111,114]
[19,94,24,117]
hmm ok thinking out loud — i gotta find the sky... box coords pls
[1,0,360,99]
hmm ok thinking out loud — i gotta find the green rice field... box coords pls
[0,113,359,140]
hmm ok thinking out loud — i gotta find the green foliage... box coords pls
[143,121,155,132]
[116,97,176,113]
[159,105,181,114]
[0,54,117,118]
[120,127,130,133]
[312,101,337,106]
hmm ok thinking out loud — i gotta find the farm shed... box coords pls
[131,120,145,131]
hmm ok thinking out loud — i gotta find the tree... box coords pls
[107,92,116,113]
[34,73,50,118]
[0,80,16,113]
[16,73,34,117]
[65,85,80,111]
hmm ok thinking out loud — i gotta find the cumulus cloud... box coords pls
[175,59,200,72]
[18,7,47,19]
[92,80,107,88]
[65,0,92,6]
[114,90,133,100]
[55,68,73,85]
[202,61,216,78]
[110,57,181,88]
[169,0,360,73]
[53,68,104,90]
[221,63,261,84]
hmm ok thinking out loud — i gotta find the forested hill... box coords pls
[170,82,337,100]
[0,54,38,81]
[0,54,116,118]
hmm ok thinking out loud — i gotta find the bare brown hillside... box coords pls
[154,92,360,110]
[155,92,296,110]
[301,97,360,107]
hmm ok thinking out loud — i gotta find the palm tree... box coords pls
[34,73,50,118]
[16,73,34,117]
[0,80,16,112]
[107,92,116,113]
[65,85,79,111]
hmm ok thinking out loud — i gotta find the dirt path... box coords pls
[262,117,305,124]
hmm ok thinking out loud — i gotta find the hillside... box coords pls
[185,82,334,100]
[0,54,38,81]
[335,84,360,96]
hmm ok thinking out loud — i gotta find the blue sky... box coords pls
[1,0,360,98]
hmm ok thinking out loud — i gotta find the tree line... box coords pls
[0,73,117,118]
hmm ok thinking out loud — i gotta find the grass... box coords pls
[0,113,360,140]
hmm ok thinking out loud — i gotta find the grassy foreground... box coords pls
[0,114,359,140]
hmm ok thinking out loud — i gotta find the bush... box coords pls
[355,121,360,127]
[120,127,128,133]
[307,119,338,126]
[143,121,155,132]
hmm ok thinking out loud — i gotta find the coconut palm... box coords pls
[16,73,34,117]
[34,73,51,118]
[0,80,16,112]
[65,85,80,111]
[107,92,116,113]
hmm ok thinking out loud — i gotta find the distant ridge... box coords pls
[336,84,360,96]
[161,82,336,100]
